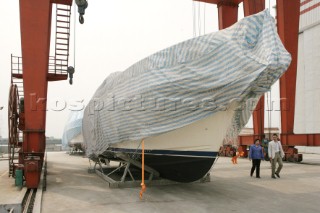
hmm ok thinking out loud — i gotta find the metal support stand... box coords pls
[90,153,160,188]
[88,152,211,188]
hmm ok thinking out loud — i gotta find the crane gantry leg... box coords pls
[9,0,73,188]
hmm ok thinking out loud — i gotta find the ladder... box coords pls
[11,55,24,98]
[54,4,71,75]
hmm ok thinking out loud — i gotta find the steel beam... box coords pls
[238,135,264,146]
[251,96,265,140]
[19,0,53,188]
[217,0,239,30]
[276,0,300,145]
[279,134,320,146]
[197,0,320,147]
[195,0,240,30]
[243,0,265,17]
[50,0,73,5]
[244,0,265,142]
[194,0,243,5]
[19,0,72,188]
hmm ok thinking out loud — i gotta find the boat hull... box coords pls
[107,148,217,182]
[143,153,216,183]
[106,106,236,182]
[82,10,291,183]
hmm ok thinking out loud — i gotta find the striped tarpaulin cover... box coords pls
[82,9,291,157]
[62,110,84,149]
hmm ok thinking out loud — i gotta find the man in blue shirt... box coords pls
[249,139,265,178]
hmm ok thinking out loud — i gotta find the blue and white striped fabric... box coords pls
[82,10,291,157]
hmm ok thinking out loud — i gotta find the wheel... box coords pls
[8,84,19,177]
[8,84,19,145]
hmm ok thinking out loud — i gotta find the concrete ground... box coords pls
[39,152,320,213]
[0,158,26,212]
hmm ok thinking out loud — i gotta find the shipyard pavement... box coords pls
[40,152,320,213]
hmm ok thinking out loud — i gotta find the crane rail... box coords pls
[22,189,37,213]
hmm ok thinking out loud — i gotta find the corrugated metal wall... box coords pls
[300,0,320,31]
[295,0,320,134]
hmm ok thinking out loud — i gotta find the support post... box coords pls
[243,0,265,141]
[217,0,239,30]
[19,0,73,188]
[19,0,52,188]
[243,0,265,17]
[196,0,320,147]
[276,0,300,145]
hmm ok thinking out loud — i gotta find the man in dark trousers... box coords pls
[268,134,285,179]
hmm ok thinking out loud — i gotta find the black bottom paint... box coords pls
[102,148,217,183]
[102,153,215,183]
[143,154,216,183]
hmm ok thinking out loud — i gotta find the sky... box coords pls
[0,0,277,139]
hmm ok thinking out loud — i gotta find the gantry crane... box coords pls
[8,0,87,188]
[9,0,317,189]
[198,0,320,159]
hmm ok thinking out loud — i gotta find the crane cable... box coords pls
[269,0,271,11]
[203,3,206,35]
[193,1,206,37]
[192,1,196,37]
[73,3,76,70]
[198,1,201,36]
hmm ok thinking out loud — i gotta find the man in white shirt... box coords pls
[268,134,285,179]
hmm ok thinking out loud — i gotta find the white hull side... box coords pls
[111,104,237,155]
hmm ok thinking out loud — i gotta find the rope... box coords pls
[139,139,146,199]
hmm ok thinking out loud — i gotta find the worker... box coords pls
[268,134,285,179]
[249,139,264,178]
[231,146,244,164]
[231,146,238,164]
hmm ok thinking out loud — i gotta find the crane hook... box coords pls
[75,0,88,24]
[67,66,75,85]
[79,15,84,24]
